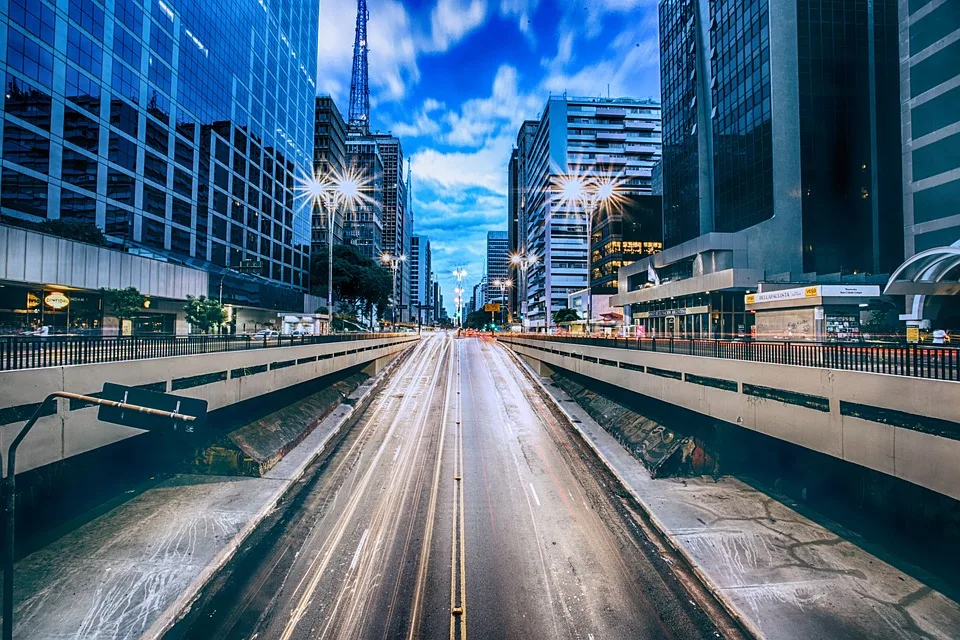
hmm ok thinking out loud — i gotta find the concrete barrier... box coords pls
[500,336,960,501]
[0,336,417,474]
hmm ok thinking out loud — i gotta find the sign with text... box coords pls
[483,303,501,312]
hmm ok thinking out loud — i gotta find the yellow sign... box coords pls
[483,303,501,312]
[26,292,40,309]
[44,291,70,310]
[804,286,819,297]
[745,294,756,305]
[906,327,920,344]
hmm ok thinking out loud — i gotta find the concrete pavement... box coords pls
[503,340,960,639]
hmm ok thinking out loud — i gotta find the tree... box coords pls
[40,219,107,245]
[183,295,226,333]
[552,308,580,325]
[315,244,393,326]
[464,310,493,330]
[100,287,146,335]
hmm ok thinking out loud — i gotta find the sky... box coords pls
[316,0,661,317]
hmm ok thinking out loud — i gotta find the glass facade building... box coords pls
[1,0,318,292]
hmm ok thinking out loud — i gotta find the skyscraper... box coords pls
[411,235,432,323]
[343,135,383,259]
[373,134,410,322]
[485,231,509,303]
[312,96,347,251]
[515,96,662,330]
[508,120,538,321]
[612,0,903,339]
[0,0,319,331]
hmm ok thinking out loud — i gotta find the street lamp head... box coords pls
[504,279,513,288]
[510,253,522,265]
[381,253,393,263]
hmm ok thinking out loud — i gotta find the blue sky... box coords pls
[317,0,661,316]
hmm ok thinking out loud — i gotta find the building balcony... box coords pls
[596,107,627,118]
[596,131,627,142]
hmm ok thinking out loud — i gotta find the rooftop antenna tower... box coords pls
[348,0,370,134]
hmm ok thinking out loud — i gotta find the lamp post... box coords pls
[493,278,512,327]
[452,268,467,328]
[556,173,620,336]
[299,168,365,334]
[510,252,537,331]
[381,252,406,330]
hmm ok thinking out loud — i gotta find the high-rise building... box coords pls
[612,0,903,339]
[516,96,662,330]
[343,134,383,259]
[592,195,662,294]
[888,0,960,328]
[373,134,409,322]
[485,231,509,303]
[411,235,432,323]
[312,97,347,251]
[0,0,319,333]
[507,120,538,321]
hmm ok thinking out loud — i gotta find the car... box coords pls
[290,328,311,337]
[253,329,279,340]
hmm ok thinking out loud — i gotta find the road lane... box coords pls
[168,333,720,640]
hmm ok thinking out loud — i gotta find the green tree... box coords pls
[183,295,226,333]
[552,308,580,325]
[464,310,492,330]
[40,219,107,245]
[100,287,146,335]
[316,245,393,325]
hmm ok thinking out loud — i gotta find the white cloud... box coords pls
[388,99,446,137]
[421,0,488,53]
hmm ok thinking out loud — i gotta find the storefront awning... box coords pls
[884,245,960,296]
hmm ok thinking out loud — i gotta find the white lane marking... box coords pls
[350,528,370,571]
[393,444,402,462]
[528,482,541,507]
[589,634,595,640]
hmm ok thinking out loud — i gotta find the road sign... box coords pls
[99,383,208,432]
[906,326,920,344]
[483,303,501,312]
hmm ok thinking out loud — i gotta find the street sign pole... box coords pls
[1,388,205,640]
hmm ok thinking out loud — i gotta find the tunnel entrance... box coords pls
[549,365,960,594]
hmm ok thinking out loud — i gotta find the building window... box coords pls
[108,131,138,171]
[105,204,132,239]
[141,214,165,249]
[114,0,143,36]
[111,58,140,104]
[68,0,105,39]
[110,97,139,137]
[3,121,49,173]
[67,25,102,75]
[143,184,166,217]
[113,25,141,69]
[59,189,97,224]
[145,117,168,154]
[1,168,47,217]
[61,148,98,192]
[63,106,100,152]
[65,66,101,114]
[143,151,167,185]
[171,196,191,226]
[9,0,55,45]
[6,27,55,88]
[106,168,136,204]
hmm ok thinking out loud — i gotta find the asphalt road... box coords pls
[169,333,721,640]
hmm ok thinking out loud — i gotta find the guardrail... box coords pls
[0,333,410,371]
[499,334,960,382]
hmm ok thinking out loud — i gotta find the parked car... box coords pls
[253,329,279,340]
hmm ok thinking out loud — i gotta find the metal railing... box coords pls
[0,333,410,371]
[499,334,960,382]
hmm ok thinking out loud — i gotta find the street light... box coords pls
[492,278,512,327]
[381,252,406,330]
[510,252,537,331]
[297,167,368,333]
[554,170,624,335]
[452,267,467,328]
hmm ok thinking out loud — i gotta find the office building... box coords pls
[515,96,662,330]
[611,0,903,339]
[472,279,487,314]
[592,195,662,294]
[343,133,383,259]
[312,96,347,251]
[507,120,538,321]
[0,0,319,333]
[888,0,960,328]
[411,234,432,323]
[372,134,409,322]
[485,230,509,303]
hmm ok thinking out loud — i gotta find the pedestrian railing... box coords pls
[0,333,409,371]
[499,334,960,382]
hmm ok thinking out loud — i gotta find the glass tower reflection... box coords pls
[0,0,318,291]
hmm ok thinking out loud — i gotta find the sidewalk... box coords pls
[9,358,399,639]
[513,352,960,640]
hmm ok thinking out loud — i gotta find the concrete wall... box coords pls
[500,336,960,501]
[0,225,208,299]
[0,336,417,474]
